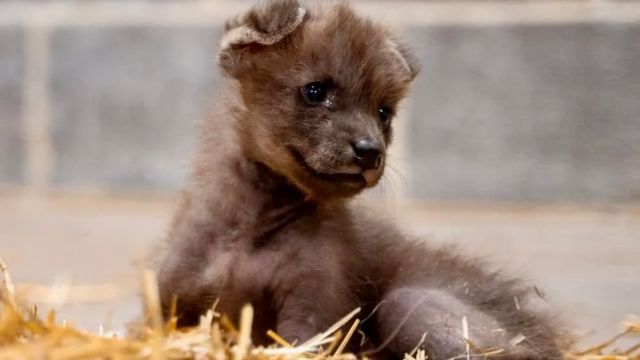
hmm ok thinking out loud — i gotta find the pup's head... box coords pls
[219,0,419,199]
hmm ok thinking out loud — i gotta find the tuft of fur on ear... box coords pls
[218,0,307,77]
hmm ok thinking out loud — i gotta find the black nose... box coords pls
[353,139,382,170]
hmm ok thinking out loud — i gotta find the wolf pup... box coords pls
[157,1,563,358]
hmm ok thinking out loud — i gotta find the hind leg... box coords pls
[371,287,555,360]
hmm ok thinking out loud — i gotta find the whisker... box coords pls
[384,161,409,194]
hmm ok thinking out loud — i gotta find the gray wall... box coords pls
[409,24,640,203]
[0,1,639,203]
[50,26,221,189]
[0,27,24,184]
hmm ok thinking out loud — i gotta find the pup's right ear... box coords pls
[218,0,307,77]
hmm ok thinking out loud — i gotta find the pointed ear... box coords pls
[218,0,307,77]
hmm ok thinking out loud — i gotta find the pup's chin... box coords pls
[285,148,380,200]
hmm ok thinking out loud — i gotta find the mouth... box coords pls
[289,148,366,187]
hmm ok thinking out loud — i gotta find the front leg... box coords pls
[276,294,324,344]
[158,245,222,326]
[373,287,561,360]
[272,269,356,346]
[157,194,238,326]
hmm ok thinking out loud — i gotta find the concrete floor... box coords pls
[0,193,638,347]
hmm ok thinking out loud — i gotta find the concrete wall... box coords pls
[408,23,640,203]
[0,0,639,203]
[0,27,24,184]
[49,26,221,190]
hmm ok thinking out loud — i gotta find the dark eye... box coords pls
[301,82,328,104]
[378,106,392,125]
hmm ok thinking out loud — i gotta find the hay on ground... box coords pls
[0,258,638,360]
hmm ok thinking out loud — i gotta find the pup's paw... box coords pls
[373,287,563,360]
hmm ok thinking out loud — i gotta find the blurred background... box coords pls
[0,0,638,346]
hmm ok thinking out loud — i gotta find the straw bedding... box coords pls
[1,259,638,360]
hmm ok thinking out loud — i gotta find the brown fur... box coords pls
[157,1,563,359]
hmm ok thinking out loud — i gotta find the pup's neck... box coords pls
[187,102,345,243]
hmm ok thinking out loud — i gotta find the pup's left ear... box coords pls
[218,0,307,77]
[387,38,421,82]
